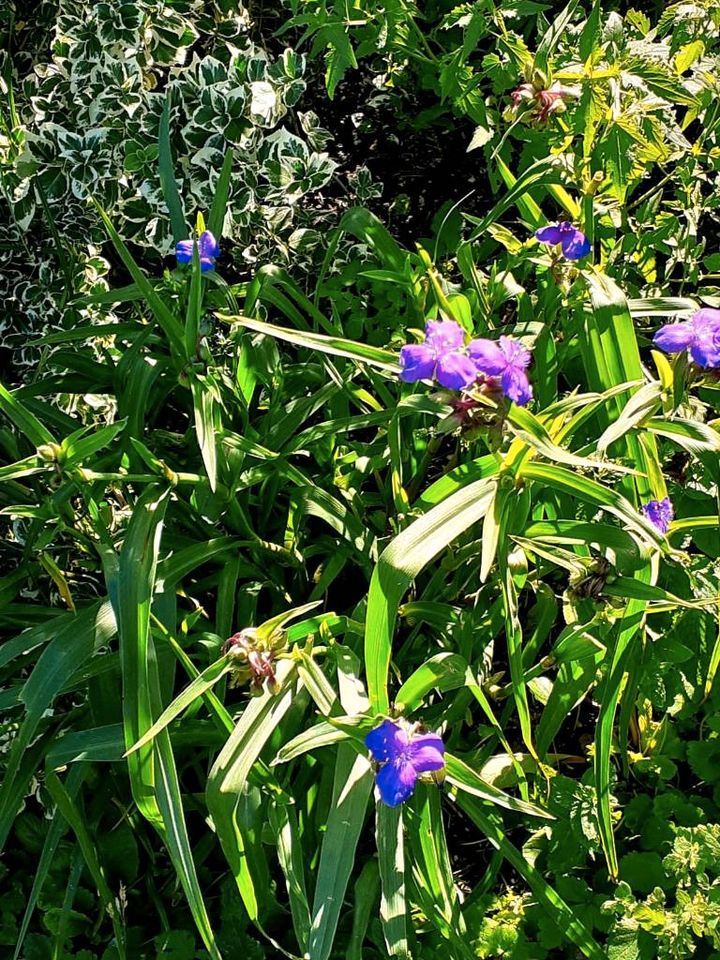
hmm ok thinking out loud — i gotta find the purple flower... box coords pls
[467,335,533,406]
[535,221,591,260]
[365,719,445,807]
[399,320,479,390]
[176,230,220,273]
[653,308,720,369]
[641,497,673,534]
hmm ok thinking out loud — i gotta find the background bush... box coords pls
[1,0,336,369]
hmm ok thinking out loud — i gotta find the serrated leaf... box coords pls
[623,56,698,106]
[318,24,357,98]
[604,123,635,198]
[674,40,704,74]
[467,124,494,151]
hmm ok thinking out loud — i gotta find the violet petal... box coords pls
[560,229,591,260]
[653,321,695,354]
[467,338,506,375]
[642,498,673,534]
[501,368,533,406]
[376,759,418,807]
[498,336,531,370]
[175,239,195,264]
[424,319,466,352]
[399,343,437,383]
[535,225,565,245]
[435,352,479,390]
[365,720,408,763]
[198,230,220,259]
[689,312,720,368]
[406,734,445,773]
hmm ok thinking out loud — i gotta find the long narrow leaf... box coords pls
[366,476,496,713]
[208,149,234,238]
[126,657,232,755]
[222,313,399,371]
[92,201,185,356]
[45,770,127,959]
[376,804,408,959]
[0,382,55,446]
[158,93,186,244]
[207,660,300,924]
[113,486,221,958]
[308,745,373,960]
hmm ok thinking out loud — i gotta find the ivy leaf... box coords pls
[618,852,669,894]
[686,739,720,784]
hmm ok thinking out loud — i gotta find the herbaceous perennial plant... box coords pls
[3,2,720,960]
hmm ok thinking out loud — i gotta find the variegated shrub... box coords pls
[1,0,335,364]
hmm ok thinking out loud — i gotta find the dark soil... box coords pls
[310,66,493,247]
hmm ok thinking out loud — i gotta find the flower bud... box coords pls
[507,545,528,580]
[37,443,63,462]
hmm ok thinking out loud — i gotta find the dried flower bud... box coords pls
[223,627,283,693]
[507,79,575,124]
[510,82,536,107]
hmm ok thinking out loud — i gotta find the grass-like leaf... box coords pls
[92,200,185,357]
[0,382,55,446]
[45,770,127,959]
[365,476,497,714]
[208,148,233,239]
[394,653,468,713]
[445,754,553,819]
[113,486,221,958]
[125,656,232,755]
[207,660,300,925]
[307,745,374,960]
[376,803,409,959]
[221,312,399,371]
[158,92,186,245]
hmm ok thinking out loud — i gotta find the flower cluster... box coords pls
[510,80,572,123]
[176,230,220,273]
[642,497,674,534]
[223,626,284,695]
[653,308,720,369]
[365,719,445,807]
[536,222,591,261]
[399,320,533,406]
